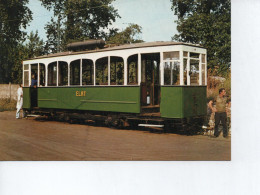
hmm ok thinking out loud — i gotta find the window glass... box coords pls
[202,54,206,63]
[110,57,124,85]
[58,61,68,86]
[163,51,179,60]
[82,59,94,85]
[183,59,188,85]
[96,57,108,85]
[141,58,159,85]
[190,59,199,85]
[202,63,206,85]
[183,51,188,57]
[164,61,180,85]
[24,71,29,87]
[153,61,159,85]
[24,64,29,70]
[31,64,38,87]
[127,54,138,85]
[190,52,200,58]
[39,63,45,86]
[48,62,57,86]
[70,60,80,85]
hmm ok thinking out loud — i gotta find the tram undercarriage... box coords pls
[24,107,205,134]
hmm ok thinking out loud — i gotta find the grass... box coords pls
[0,98,17,112]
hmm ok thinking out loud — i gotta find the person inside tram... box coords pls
[31,74,37,88]
[30,74,38,107]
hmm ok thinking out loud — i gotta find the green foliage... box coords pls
[106,24,144,44]
[223,71,231,98]
[44,17,66,53]
[0,0,32,83]
[11,31,45,84]
[24,31,45,58]
[171,0,231,75]
[40,0,120,53]
[207,70,231,100]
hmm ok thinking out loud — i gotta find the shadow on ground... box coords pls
[33,115,211,136]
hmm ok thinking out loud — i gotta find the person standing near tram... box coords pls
[16,84,23,119]
[209,88,228,138]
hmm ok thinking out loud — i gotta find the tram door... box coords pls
[141,53,160,112]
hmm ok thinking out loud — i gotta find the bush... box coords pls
[223,72,231,98]
[207,71,231,100]
[0,98,17,111]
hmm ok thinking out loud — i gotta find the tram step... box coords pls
[140,112,161,117]
[138,124,164,127]
[141,105,160,113]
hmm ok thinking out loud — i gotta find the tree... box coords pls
[106,23,144,45]
[0,0,32,83]
[40,0,120,53]
[171,0,231,75]
[24,31,45,58]
[11,31,45,83]
[44,17,65,54]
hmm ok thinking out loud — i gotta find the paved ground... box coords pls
[0,111,231,161]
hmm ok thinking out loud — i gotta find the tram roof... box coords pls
[30,41,205,60]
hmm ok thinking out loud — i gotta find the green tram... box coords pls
[22,41,207,131]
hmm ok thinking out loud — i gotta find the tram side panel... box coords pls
[182,86,207,118]
[160,86,183,118]
[160,86,207,119]
[36,86,140,114]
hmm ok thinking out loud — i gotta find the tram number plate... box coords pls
[76,91,86,97]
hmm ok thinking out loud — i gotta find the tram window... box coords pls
[202,63,206,85]
[183,51,188,57]
[110,56,124,85]
[190,52,200,59]
[183,59,188,85]
[48,62,57,86]
[164,61,180,85]
[96,57,108,85]
[24,64,29,71]
[31,64,38,87]
[70,60,80,85]
[58,61,68,86]
[39,63,45,86]
[153,61,159,85]
[190,59,199,85]
[82,59,94,85]
[202,54,206,63]
[24,71,29,87]
[163,52,179,60]
[127,54,138,85]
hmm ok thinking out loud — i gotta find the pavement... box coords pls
[0,111,231,161]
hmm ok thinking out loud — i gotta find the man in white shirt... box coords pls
[16,84,23,119]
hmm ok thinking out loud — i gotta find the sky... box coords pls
[26,0,178,42]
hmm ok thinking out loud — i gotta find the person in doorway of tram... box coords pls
[16,84,23,119]
[213,88,228,138]
[31,74,37,88]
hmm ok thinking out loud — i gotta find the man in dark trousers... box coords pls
[212,88,228,138]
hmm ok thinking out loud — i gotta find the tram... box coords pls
[22,40,207,131]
